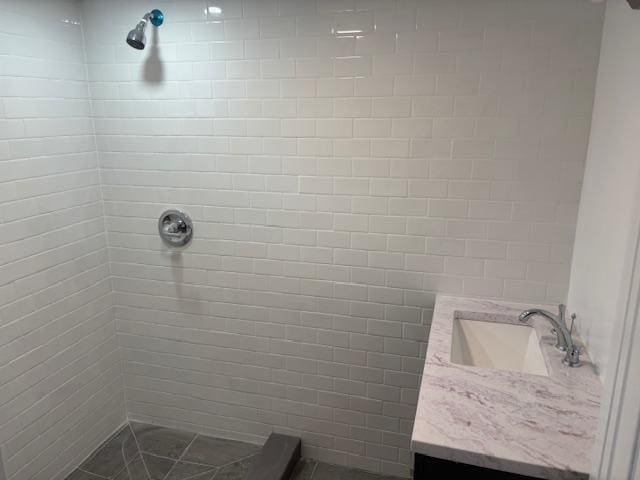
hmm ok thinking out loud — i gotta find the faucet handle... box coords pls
[558,304,566,322]
[550,305,568,351]
[569,313,576,334]
[551,328,566,351]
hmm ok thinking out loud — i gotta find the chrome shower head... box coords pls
[126,9,163,50]
[126,21,147,50]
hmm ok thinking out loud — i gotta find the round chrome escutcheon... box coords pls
[158,209,193,247]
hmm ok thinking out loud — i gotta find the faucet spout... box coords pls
[519,304,581,367]
[519,306,566,350]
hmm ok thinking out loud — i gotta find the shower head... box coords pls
[126,21,147,50]
[126,9,163,50]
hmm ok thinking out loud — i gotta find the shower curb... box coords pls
[247,433,301,480]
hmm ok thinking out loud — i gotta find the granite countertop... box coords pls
[411,295,603,480]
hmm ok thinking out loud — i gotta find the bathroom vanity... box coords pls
[411,296,603,480]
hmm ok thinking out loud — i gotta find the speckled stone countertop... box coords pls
[411,295,603,480]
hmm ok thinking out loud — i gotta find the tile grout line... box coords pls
[309,460,318,480]
[78,425,138,480]
[160,432,201,480]
[135,446,257,470]
[159,433,261,478]
[128,422,154,480]
[77,468,110,479]
[216,450,260,469]
[89,444,138,480]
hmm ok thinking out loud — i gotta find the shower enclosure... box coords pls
[0,0,607,479]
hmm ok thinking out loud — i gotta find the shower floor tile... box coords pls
[295,461,403,480]
[66,422,403,480]
[130,422,196,460]
[180,436,260,467]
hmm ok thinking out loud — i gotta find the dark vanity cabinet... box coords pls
[414,453,556,480]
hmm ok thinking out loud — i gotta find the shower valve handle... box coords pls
[164,219,186,234]
[158,209,193,247]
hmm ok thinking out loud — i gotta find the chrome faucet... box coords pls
[518,304,581,367]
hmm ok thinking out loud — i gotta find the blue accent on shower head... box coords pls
[149,9,164,27]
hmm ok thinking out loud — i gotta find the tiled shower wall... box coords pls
[0,1,125,480]
[81,0,603,477]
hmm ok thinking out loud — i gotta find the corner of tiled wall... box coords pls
[0,1,125,479]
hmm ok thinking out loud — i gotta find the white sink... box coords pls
[450,318,549,376]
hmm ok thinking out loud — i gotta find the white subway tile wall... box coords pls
[81,0,604,476]
[0,1,125,480]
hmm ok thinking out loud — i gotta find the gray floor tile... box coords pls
[311,462,402,480]
[66,470,108,480]
[81,425,138,479]
[131,422,196,459]
[113,455,148,480]
[72,423,402,480]
[165,461,217,480]
[290,459,317,480]
[211,456,255,480]
[175,472,217,480]
[182,436,260,467]
[141,453,176,480]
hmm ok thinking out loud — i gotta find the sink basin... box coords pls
[450,318,549,376]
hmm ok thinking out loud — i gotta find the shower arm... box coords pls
[135,12,151,27]
[132,14,149,31]
[134,9,164,29]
